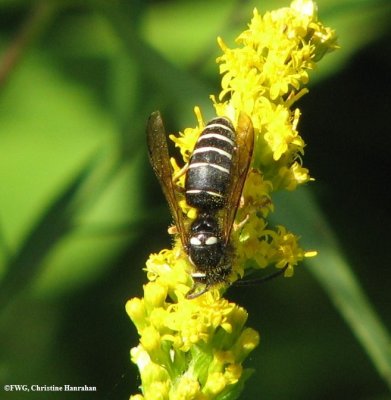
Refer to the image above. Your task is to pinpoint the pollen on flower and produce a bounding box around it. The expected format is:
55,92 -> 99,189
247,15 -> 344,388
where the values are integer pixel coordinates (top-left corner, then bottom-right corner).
144,249 -> 191,299
144,381 -> 170,400
268,226 -> 308,275
130,345 -> 151,371
305,250 -> 318,258
174,374 -> 201,399
291,0 -> 317,16
241,169 -> 273,215
169,127 -> 200,163
169,105 -> 205,164
130,395 -> 144,400
204,372 -> 226,396
143,281 -> 168,307
224,363 -> 243,384
277,162 -> 311,191
126,297 -> 146,331
234,328 -> 260,361
140,326 -> 161,353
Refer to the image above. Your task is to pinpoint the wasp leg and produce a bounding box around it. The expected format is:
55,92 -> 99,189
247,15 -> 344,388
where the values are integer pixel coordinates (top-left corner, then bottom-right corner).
168,225 -> 179,235
233,214 -> 250,231
172,162 -> 189,183
186,283 -> 208,299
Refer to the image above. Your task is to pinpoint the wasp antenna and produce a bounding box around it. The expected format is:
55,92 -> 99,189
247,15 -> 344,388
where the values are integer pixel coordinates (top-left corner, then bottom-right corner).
234,264 -> 289,287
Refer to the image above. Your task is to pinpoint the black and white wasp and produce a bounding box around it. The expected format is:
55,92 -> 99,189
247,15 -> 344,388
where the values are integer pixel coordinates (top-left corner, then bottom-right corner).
147,111 -> 254,298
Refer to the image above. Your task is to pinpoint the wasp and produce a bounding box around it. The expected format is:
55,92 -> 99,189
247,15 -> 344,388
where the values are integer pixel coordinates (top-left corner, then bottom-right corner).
147,111 -> 254,298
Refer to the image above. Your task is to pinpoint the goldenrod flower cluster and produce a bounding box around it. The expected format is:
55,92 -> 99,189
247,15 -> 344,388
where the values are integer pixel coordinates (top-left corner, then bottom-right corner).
127,279 -> 259,400
127,1 -> 337,399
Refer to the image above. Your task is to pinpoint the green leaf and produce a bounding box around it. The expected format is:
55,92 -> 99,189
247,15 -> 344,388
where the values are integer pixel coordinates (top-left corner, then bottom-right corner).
272,187 -> 391,391
0,153 -> 102,308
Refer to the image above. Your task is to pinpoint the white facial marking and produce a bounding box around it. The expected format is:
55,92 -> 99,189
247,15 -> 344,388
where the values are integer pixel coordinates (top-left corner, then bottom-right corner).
190,237 -> 202,246
205,236 -> 218,245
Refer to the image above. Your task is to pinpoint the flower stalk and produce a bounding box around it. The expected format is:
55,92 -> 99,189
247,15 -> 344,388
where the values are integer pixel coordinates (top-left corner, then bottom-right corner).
127,1 -> 337,398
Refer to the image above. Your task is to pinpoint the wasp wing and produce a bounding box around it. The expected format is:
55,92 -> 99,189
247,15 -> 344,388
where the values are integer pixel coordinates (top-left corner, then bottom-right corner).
146,111 -> 187,248
223,112 -> 254,242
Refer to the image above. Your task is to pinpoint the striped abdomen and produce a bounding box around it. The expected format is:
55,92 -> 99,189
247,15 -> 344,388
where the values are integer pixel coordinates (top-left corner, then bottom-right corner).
185,117 -> 235,210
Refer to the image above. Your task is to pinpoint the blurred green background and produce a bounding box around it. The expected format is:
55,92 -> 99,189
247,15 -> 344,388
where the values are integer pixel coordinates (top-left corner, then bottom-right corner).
0,0 -> 390,399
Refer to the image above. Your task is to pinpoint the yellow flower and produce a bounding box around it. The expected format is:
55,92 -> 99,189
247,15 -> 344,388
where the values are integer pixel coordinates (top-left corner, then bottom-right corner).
128,1 -> 336,398
127,284 -> 255,399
